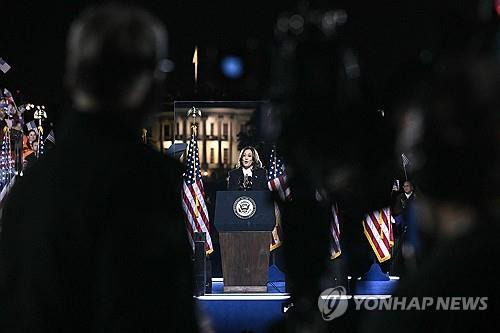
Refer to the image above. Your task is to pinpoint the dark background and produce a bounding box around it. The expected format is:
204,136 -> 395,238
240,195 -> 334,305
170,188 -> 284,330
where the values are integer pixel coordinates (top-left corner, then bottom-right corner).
2,0 -> 498,280
1,0 -> 469,124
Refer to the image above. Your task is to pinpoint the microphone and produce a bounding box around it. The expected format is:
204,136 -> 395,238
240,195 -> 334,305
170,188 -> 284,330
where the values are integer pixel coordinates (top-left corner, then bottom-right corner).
238,176 -> 244,190
240,175 -> 252,190
245,175 -> 253,190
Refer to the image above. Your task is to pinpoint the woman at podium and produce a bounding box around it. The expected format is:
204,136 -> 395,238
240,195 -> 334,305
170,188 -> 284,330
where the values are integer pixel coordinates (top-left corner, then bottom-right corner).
227,146 -> 267,191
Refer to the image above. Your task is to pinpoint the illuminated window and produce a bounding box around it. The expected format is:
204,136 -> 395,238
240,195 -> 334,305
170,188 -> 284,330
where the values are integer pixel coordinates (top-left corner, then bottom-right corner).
223,148 -> 229,164
210,148 -> 215,164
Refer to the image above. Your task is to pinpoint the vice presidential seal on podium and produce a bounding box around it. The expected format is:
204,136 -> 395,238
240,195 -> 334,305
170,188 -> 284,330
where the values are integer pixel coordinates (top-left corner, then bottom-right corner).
233,196 -> 257,219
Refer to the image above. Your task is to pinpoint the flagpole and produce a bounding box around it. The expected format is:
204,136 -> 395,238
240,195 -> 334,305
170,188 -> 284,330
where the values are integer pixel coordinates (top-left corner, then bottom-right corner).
401,153 -> 409,181
33,105 -> 47,159
192,46 -> 198,96
188,107 -> 199,178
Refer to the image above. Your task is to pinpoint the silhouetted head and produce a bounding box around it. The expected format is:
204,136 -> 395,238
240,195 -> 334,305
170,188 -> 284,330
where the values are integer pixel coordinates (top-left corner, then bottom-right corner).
65,4 -> 169,115
403,181 -> 413,194
269,6 -> 395,218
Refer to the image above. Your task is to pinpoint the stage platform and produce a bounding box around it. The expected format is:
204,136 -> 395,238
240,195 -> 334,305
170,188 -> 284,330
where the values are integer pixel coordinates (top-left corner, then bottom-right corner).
195,276 -> 399,333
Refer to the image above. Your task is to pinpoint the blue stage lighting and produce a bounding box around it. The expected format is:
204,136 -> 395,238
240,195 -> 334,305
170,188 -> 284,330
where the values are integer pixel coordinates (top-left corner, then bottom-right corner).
221,56 -> 243,79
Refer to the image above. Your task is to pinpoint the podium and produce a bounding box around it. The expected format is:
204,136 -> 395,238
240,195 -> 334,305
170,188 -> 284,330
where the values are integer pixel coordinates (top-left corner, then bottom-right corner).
215,191 -> 275,293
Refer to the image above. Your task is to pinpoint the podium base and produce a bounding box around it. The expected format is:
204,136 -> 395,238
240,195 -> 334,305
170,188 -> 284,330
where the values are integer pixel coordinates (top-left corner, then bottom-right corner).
220,231 -> 271,293
224,286 -> 267,293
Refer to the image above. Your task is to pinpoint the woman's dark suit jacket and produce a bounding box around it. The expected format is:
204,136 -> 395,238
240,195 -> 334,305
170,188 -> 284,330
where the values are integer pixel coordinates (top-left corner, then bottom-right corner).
227,167 -> 268,190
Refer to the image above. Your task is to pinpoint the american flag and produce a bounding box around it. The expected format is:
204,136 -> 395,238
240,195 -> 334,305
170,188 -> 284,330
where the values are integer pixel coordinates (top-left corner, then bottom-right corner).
330,203 -> 341,259
267,147 -> 291,251
362,207 -> 395,263
25,120 -> 39,135
2,88 -> 17,116
267,147 -> 291,201
0,130 -> 15,211
3,89 -> 14,105
315,190 -> 342,260
0,90 -> 11,117
0,58 -> 11,74
45,129 -> 55,144
181,126 -> 213,254
401,153 -> 410,167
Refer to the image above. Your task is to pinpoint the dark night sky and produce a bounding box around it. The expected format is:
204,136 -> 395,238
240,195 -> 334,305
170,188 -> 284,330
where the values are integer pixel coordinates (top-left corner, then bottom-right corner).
2,1 -> 295,121
1,1 -> 490,124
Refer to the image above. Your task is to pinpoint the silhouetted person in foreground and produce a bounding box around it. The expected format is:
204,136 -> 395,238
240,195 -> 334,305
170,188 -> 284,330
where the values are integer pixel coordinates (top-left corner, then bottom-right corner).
267,6 -> 394,333
362,55 -> 500,332
0,4 -> 198,332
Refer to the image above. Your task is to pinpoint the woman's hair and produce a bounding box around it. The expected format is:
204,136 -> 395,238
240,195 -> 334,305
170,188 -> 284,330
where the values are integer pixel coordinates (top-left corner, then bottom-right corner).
236,146 -> 262,169
28,129 -> 38,140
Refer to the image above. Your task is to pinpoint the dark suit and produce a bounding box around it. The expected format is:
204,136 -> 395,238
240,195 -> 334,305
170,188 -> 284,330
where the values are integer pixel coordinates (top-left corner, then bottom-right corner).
227,167 -> 268,191
391,191 -> 416,276
0,111 -> 198,332
392,191 -> 415,217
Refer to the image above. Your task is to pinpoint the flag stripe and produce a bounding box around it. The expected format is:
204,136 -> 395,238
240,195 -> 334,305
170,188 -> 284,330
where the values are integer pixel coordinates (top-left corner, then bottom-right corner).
367,212 -> 391,250
363,220 -> 391,262
181,190 -> 213,253
182,215 -> 195,250
363,207 -> 393,263
186,183 -> 210,226
364,218 -> 390,260
369,211 -> 391,248
181,192 -> 203,235
181,196 -> 212,253
330,204 -> 341,259
193,180 -> 210,219
182,184 -> 211,236
380,209 -> 393,245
